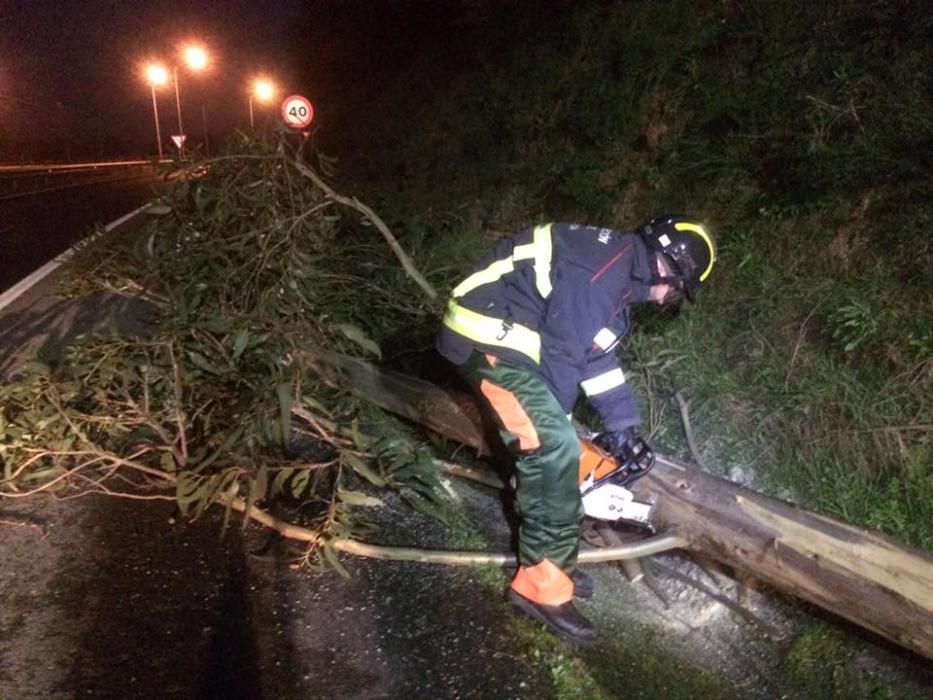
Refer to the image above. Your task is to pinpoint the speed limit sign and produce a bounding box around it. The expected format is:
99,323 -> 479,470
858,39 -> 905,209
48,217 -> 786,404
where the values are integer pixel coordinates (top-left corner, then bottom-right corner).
280,94 -> 314,129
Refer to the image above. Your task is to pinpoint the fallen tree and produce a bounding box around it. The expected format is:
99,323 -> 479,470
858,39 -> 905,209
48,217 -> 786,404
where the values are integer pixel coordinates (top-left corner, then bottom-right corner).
308,350 -> 933,661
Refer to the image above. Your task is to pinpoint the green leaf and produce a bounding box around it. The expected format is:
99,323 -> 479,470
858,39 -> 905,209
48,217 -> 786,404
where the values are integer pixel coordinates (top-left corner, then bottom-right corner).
350,419 -> 367,450
300,394 -> 332,416
222,489 -> 235,532
232,330 -> 250,360
389,461 -> 438,482
337,488 -> 384,508
176,473 -> 206,516
21,466 -> 66,484
401,489 -> 451,526
146,203 -> 172,216
192,427 -> 243,473
186,351 -> 224,375
199,317 -> 232,334
321,543 -> 351,578
160,451 -> 177,474
291,469 -> 311,498
276,382 -> 293,446
336,323 -> 382,359
271,467 -> 293,496
251,463 -> 269,502
342,451 -> 386,487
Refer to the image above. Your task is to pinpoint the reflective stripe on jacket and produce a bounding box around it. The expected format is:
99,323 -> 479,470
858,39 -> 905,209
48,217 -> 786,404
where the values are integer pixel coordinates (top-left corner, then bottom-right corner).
437,223 -> 654,432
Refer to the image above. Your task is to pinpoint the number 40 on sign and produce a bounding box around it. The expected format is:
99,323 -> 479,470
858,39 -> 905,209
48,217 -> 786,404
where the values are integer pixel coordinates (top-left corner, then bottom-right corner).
280,95 -> 314,129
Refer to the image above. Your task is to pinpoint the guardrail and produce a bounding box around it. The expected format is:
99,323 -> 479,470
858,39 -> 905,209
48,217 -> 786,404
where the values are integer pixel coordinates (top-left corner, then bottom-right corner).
0,161 -> 168,201
0,159 -> 171,175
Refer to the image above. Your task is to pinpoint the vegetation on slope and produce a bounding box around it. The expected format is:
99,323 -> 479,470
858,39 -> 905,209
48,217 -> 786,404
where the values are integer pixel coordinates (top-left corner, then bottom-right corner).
317,0 -> 933,548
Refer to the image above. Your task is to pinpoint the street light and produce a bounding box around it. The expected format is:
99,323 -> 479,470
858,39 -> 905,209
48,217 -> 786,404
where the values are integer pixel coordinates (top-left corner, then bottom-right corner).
144,63 -> 169,159
172,43 -> 209,156
183,46 -> 208,72
249,78 -> 276,129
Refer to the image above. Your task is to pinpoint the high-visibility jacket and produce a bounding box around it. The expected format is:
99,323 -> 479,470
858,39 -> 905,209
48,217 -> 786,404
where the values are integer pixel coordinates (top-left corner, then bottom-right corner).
437,223 -> 654,432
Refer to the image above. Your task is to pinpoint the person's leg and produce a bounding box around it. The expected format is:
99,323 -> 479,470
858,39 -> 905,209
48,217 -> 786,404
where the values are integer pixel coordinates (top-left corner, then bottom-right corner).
458,352 -> 593,643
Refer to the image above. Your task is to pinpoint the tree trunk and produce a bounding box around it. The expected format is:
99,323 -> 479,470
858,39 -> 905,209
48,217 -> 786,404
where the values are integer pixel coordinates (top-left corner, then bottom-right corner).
639,456 -> 933,660
307,351 -> 933,660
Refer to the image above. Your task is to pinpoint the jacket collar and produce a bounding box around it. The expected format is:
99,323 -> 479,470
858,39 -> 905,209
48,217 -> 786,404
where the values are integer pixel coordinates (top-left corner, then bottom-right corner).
628,235 -> 653,303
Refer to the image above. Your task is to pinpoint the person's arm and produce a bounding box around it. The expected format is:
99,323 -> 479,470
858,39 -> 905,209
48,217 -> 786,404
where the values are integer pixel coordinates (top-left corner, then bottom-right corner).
580,350 -> 641,432
537,268 -> 590,413
584,345 -> 655,483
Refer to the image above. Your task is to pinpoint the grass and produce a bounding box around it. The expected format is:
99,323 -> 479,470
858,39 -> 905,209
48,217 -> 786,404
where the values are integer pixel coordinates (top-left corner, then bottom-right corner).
782,620 -> 933,700
508,619 -> 610,700
502,595 -> 736,700
614,203 -> 932,550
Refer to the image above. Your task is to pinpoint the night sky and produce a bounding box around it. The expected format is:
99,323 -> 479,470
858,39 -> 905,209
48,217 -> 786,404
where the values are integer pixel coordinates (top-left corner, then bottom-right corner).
1,0 -> 313,156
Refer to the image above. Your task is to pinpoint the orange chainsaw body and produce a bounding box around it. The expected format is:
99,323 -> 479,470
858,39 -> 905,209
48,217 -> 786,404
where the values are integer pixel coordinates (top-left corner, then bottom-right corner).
578,438 -> 619,486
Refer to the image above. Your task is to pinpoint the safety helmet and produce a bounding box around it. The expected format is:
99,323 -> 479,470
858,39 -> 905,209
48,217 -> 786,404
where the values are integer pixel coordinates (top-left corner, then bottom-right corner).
637,215 -> 716,301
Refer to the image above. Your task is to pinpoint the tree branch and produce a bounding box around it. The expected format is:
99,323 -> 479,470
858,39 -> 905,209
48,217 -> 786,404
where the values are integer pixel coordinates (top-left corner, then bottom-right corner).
291,159 -> 438,303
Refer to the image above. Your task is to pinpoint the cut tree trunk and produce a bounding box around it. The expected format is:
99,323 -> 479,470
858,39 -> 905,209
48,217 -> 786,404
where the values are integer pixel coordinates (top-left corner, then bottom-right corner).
307,351 -> 933,660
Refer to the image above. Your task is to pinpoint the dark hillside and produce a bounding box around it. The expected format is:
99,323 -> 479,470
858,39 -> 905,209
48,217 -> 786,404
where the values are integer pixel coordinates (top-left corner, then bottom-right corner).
301,0 -> 932,548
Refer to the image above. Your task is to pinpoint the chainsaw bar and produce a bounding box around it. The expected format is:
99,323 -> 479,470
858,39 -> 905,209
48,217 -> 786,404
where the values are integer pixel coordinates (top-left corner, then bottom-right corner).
581,516 -> 656,548
581,482 -> 655,525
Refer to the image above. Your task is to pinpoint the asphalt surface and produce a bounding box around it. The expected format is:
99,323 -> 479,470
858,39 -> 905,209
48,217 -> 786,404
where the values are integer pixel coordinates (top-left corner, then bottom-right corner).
4,456 -> 931,700
0,489 -> 553,700
0,167 -> 163,292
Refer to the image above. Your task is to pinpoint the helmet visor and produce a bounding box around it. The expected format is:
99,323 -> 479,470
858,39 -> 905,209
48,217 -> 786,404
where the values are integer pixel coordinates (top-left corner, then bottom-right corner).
667,252 -> 701,300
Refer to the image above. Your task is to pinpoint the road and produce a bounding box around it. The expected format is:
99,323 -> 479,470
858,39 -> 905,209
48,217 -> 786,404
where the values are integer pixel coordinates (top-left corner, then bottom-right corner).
0,162 -> 165,293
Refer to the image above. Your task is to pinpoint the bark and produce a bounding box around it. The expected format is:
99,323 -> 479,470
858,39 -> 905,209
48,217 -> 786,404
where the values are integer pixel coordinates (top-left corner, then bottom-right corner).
638,456 -> 933,660
309,350 -> 933,660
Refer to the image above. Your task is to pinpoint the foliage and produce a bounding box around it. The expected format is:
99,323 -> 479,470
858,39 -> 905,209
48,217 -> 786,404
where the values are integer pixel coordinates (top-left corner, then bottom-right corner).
507,611 -> 731,700
782,620 -> 931,699
828,301 -> 879,353
0,134 -> 446,568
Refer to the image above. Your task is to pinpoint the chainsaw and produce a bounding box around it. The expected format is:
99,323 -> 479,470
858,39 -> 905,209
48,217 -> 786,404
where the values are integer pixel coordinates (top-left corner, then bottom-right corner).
577,436 -> 655,526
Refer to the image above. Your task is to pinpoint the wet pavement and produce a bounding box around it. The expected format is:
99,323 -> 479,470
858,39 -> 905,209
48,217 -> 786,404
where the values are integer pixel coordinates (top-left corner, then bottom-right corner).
0,208 -> 548,699
4,473 -> 932,700
0,487 -> 554,700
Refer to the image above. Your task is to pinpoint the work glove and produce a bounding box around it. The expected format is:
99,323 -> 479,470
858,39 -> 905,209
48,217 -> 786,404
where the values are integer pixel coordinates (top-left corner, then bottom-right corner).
593,428 -> 656,484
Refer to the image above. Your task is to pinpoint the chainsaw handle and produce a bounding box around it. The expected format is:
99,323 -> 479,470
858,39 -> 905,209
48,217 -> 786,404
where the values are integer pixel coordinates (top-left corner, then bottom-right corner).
620,434 -> 655,474
594,430 -> 653,465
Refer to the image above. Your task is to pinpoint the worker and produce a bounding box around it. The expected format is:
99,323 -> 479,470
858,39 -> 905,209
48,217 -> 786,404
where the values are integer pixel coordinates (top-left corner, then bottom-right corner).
435,215 -> 716,644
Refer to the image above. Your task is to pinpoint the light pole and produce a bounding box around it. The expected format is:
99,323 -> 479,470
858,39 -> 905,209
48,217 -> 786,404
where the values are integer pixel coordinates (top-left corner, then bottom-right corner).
145,64 -> 169,160
249,78 -> 276,129
201,103 -> 210,155
171,44 -> 208,156
172,64 -> 183,145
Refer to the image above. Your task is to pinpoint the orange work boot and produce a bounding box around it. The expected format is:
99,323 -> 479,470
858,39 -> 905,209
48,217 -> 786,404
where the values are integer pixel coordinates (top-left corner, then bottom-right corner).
508,560 -> 596,645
